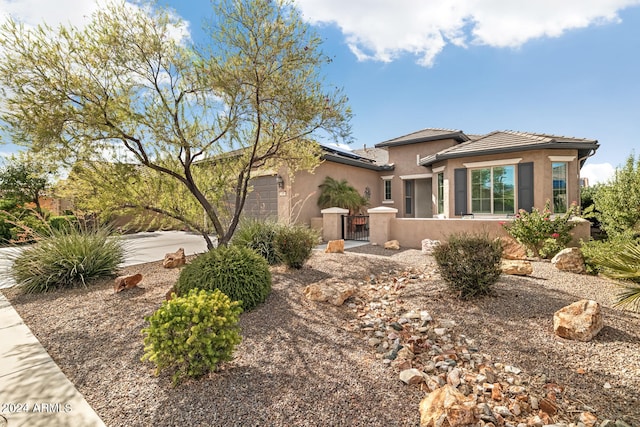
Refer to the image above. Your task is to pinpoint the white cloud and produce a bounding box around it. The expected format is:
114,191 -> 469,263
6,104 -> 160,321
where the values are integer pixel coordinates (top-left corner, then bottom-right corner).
0,0 -> 101,27
0,0 -> 190,43
581,162 -> 616,185
295,0 -> 640,66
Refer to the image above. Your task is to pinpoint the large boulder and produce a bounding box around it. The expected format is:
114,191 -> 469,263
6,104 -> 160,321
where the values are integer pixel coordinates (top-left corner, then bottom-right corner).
500,259 -> 533,276
163,247 -> 186,268
325,239 -> 345,254
551,247 -> 586,274
419,385 -> 478,427
303,278 -> 357,306
553,299 -> 603,341
385,240 -> 400,250
498,236 -> 528,260
113,273 -> 143,293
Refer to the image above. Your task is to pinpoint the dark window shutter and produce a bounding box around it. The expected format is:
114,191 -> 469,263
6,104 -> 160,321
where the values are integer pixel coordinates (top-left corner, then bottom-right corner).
518,162 -> 534,212
454,168 -> 467,216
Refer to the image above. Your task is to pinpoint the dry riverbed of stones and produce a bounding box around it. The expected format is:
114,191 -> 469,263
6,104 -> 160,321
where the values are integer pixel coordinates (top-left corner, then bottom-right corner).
332,266 -> 634,427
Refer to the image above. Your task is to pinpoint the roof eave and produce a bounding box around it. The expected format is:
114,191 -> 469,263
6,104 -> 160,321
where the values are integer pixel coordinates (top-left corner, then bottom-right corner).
419,142 -> 600,167
375,132 -> 469,148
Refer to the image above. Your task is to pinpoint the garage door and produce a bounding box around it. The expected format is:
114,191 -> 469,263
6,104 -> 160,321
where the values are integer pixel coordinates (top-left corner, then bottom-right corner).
243,175 -> 278,220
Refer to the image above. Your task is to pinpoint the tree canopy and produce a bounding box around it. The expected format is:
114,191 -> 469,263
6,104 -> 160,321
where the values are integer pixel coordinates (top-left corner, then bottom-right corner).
0,0 -> 351,247
0,155 -> 49,212
592,154 -> 640,239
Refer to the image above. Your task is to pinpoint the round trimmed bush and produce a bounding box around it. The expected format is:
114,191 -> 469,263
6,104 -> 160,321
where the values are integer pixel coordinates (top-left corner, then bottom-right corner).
175,245 -> 271,311
433,233 -> 503,299
141,289 -> 242,385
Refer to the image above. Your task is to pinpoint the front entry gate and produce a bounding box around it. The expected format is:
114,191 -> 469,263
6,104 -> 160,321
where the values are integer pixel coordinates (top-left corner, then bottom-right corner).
342,215 -> 369,241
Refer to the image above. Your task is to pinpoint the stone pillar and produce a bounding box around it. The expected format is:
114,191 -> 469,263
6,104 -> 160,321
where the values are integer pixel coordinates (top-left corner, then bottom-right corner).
368,206 -> 398,246
320,207 -> 349,242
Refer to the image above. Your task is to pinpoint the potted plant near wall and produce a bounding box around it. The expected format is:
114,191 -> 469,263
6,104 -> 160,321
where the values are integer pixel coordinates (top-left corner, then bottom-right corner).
317,176 -> 369,232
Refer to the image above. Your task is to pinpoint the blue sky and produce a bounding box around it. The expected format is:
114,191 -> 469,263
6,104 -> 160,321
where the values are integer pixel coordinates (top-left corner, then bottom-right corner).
1,0 -> 640,184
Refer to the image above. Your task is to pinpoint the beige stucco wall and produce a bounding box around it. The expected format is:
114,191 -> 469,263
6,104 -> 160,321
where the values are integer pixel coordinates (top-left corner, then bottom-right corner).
379,216 -> 590,249
282,160 -> 382,226
433,148 -> 582,218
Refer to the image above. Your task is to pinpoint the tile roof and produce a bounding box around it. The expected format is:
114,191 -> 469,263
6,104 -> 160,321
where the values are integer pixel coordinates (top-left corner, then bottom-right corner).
419,130 -> 599,166
352,147 -> 389,165
320,144 -> 393,171
375,128 -> 469,148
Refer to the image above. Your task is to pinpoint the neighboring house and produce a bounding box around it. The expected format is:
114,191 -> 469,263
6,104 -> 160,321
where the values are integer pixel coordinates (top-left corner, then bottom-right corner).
249,128 -> 599,227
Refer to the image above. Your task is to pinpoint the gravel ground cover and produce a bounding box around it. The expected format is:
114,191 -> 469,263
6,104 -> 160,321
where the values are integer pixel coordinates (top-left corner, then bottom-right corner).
2,247 -> 639,426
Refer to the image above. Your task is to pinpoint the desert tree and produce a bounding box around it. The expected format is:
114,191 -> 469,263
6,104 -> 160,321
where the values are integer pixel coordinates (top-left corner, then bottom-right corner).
0,0 -> 351,247
0,154 -> 50,213
592,154 -> 640,240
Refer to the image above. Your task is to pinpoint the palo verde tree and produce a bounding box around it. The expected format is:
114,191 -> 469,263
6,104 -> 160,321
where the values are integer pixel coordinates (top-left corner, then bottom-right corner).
0,0 -> 351,248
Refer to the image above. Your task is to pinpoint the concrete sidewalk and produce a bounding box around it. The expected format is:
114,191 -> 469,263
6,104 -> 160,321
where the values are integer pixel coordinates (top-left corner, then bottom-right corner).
0,293 -> 106,427
0,231 -> 210,426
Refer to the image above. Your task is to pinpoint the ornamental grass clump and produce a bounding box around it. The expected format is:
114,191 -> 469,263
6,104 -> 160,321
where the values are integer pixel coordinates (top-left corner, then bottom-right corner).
232,218 -> 281,265
10,225 -> 124,293
433,233 -> 503,299
585,239 -> 640,312
503,200 -> 578,258
175,245 -> 271,311
141,289 -> 242,385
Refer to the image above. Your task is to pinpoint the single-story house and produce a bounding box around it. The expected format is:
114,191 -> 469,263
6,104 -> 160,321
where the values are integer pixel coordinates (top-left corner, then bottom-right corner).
245,128 -> 599,229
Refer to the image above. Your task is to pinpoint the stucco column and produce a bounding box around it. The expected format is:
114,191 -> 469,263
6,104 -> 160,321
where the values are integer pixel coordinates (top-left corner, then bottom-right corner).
320,207 -> 349,242
368,206 -> 398,246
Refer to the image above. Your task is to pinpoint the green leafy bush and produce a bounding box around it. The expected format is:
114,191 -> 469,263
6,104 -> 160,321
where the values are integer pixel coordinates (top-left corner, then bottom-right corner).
433,233 -> 503,299
503,200 -> 578,258
10,225 -> 124,293
275,225 -> 318,269
591,155 -> 640,239
175,245 -> 271,311
232,219 -> 281,265
141,289 -> 242,384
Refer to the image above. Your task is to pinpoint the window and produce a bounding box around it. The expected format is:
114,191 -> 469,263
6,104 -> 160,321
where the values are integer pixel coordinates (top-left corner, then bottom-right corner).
552,162 -> 567,213
470,166 -> 515,214
437,172 -> 444,214
404,180 -> 413,215
383,179 -> 392,201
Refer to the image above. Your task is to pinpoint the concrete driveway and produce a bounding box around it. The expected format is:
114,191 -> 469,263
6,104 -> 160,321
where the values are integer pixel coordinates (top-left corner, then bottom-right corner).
0,231 -> 213,289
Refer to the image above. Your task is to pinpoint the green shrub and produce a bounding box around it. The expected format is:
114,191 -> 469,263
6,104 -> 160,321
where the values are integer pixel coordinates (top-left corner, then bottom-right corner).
0,213 -> 11,244
591,155 -> 640,239
175,245 -> 271,311
141,289 -> 242,385
275,225 -> 318,269
232,219 -> 281,265
10,225 -> 124,293
433,233 -> 503,299
503,200 -> 578,258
